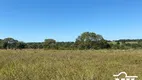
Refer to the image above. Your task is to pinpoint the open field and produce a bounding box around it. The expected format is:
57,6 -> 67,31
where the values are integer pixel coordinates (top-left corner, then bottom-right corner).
0,50 -> 141,80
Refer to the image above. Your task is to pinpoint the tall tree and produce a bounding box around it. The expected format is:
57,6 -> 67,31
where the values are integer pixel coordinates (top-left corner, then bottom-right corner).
44,39 -> 56,49
3,38 -> 18,49
75,32 -> 110,49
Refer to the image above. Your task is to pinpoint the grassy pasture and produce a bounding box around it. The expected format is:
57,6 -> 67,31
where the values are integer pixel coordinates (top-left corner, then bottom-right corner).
0,50 -> 141,80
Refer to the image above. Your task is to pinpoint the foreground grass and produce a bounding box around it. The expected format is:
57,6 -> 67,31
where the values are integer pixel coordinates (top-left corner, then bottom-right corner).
0,50 -> 141,80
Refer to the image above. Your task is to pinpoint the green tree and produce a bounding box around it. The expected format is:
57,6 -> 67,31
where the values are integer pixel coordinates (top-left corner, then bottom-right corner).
3,38 -> 18,49
44,39 -> 56,49
0,39 -> 3,49
16,42 -> 26,50
75,32 -> 109,49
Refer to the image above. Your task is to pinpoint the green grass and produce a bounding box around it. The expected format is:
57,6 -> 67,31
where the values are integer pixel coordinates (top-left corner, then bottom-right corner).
0,50 -> 141,80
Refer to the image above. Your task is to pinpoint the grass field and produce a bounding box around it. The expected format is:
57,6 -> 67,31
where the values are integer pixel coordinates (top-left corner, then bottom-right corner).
0,50 -> 141,80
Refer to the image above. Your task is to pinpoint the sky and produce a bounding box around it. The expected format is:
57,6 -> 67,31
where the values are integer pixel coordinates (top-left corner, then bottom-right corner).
0,0 -> 142,42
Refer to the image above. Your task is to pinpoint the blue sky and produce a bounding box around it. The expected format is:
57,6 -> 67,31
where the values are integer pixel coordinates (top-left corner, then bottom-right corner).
0,0 -> 142,42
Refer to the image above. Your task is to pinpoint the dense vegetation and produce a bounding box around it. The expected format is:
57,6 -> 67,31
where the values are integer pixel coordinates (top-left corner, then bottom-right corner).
0,50 -> 141,80
0,32 -> 142,50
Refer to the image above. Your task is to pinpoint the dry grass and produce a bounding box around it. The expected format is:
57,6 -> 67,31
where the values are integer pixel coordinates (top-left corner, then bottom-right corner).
0,49 -> 141,80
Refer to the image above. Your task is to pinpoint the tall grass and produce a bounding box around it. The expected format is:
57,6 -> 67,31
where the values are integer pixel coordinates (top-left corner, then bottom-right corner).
0,50 -> 141,80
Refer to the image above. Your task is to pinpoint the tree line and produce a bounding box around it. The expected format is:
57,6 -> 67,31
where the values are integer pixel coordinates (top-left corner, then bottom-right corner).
0,32 -> 142,50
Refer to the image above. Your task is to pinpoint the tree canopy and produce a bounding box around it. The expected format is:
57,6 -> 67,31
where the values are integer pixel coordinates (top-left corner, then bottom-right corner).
75,32 -> 110,49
